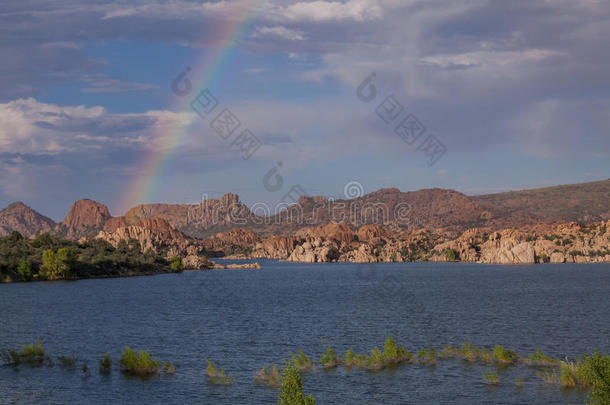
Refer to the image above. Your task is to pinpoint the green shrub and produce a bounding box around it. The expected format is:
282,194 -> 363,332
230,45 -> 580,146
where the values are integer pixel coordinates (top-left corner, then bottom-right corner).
278,361 -> 315,405
17,259 -> 32,281
459,342 -> 478,363
483,370 -> 500,385
254,364 -> 280,386
416,346 -> 437,366
39,250 -> 60,280
446,249 -> 457,261
1,338 -> 45,365
291,350 -> 313,372
525,349 -> 557,366
493,345 -> 517,365
170,256 -> 183,272
119,346 -> 161,377
438,345 -> 459,359
206,360 -> 233,385
366,347 -> 385,370
58,356 -> 77,369
581,351 -> 610,405
343,349 -> 367,368
163,362 -> 175,375
100,352 -> 112,373
320,347 -> 338,368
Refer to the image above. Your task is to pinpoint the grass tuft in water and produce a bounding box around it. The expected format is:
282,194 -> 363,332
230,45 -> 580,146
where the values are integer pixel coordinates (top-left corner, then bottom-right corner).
483,370 -> 500,385
291,349 -> 313,372
119,346 -> 161,377
1,338 -> 45,366
57,356 -> 77,369
254,364 -> 281,386
492,345 -> 517,365
99,353 -> 112,374
416,346 -> 437,366
320,347 -> 338,368
163,362 -> 175,375
206,360 -> 233,385
524,349 -> 558,367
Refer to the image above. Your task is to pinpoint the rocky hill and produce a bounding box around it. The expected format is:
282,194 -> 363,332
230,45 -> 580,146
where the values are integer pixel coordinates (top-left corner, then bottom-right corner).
0,202 -> 55,237
55,199 -> 112,239
472,179 -> 610,227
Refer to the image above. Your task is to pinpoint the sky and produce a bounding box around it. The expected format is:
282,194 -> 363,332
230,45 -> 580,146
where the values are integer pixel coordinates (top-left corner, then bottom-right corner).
1,0 -> 609,220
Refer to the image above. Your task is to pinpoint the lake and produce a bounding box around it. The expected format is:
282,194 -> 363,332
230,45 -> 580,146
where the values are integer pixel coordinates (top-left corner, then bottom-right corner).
1,261 -> 609,404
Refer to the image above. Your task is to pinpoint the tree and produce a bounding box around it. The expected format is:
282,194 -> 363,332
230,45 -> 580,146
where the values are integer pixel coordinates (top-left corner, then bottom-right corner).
39,249 -> 60,280
278,361 -> 315,405
446,249 -> 457,261
170,256 -> 183,273
17,259 -> 32,281
57,248 -> 76,278
9,231 -> 23,243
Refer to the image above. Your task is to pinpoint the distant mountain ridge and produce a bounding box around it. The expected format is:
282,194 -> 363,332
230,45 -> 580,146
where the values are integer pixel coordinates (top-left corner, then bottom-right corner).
0,202 -> 56,237
1,179 -> 609,240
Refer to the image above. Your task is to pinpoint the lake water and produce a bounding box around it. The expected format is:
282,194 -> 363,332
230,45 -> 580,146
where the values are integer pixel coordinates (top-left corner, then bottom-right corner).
1,261 -> 609,404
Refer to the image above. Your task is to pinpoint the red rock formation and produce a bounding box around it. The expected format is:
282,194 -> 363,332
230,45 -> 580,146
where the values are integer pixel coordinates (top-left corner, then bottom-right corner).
0,202 -> 55,237
58,199 -> 111,239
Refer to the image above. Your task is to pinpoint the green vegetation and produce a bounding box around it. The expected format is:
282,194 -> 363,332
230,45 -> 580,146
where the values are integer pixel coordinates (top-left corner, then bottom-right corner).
445,249 -> 457,261
492,345 -> 517,365
0,338 -> 45,366
170,256 -> 183,272
291,350 -> 313,372
416,347 -> 437,366
320,347 -> 338,368
163,362 -> 176,375
17,259 -> 32,281
459,342 -> 479,363
342,337 -> 413,371
278,361 -> 316,405
119,346 -> 161,377
206,360 -> 233,385
524,349 -> 557,366
99,352 -> 112,373
254,364 -> 280,386
581,351 -> 610,405
58,355 -> 77,369
483,370 -> 500,385
0,232 -> 176,282
343,349 -> 368,369
438,345 -> 459,359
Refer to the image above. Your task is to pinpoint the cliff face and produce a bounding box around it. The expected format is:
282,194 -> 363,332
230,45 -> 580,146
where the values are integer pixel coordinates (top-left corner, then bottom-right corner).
124,193 -> 257,238
57,199 -> 112,239
95,218 -> 209,269
223,220 -> 610,265
0,202 -> 56,237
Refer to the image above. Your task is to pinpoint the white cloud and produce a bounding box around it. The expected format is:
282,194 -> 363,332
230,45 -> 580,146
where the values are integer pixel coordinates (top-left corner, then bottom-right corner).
0,98 -> 194,155
268,0 -> 383,22
253,26 -> 306,41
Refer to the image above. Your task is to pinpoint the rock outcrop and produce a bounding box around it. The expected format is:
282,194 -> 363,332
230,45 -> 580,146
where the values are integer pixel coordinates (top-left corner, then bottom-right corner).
0,202 -> 56,237
58,199 -> 112,239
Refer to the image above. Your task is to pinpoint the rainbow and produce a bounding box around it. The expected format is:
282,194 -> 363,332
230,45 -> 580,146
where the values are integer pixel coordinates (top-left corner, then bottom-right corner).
118,0 -> 267,214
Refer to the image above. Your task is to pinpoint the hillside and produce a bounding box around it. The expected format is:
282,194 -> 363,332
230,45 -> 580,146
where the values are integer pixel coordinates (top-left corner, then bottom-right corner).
472,179 -> 610,228
0,202 -> 56,237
